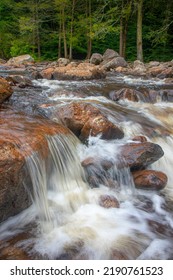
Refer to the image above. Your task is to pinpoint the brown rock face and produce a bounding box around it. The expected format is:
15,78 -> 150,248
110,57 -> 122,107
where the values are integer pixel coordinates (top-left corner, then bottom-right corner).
132,170 -> 167,190
0,109 -> 72,223
0,77 -> 13,104
54,102 -> 124,141
119,142 -> 164,170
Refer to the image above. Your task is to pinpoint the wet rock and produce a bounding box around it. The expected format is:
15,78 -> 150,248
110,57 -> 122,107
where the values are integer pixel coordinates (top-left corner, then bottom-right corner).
54,102 -> 124,141
6,75 -> 33,87
109,88 -> 142,102
90,53 -> 103,65
0,110 -> 72,223
157,67 -> 173,79
147,65 -> 164,77
0,77 -> 13,104
99,194 -> 119,208
7,54 -> 34,66
160,89 -> 173,102
132,170 -> 167,190
119,142 -> 164,170
131,135 -> 148,143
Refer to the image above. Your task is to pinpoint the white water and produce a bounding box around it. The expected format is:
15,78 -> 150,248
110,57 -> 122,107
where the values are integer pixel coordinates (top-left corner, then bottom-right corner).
1,77 -> 173,260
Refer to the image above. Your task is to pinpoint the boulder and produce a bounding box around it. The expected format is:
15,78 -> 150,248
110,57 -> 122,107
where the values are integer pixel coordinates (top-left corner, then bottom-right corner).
133,60 -> 146,74
119,142 -> 164,170
102,49 -> 120,61
109,88 -> 142,102
40,67 -> 54,79
52,63 -> 105,80
89,53 -> 103,65
102,57 -> 127,71
6,75 -> 32,87
7,54 -> 34,66
132,169 -> 167,190
53,102 -> 124,141
0,109 -> 72,223
0,77 -> 13,104
57,57 -> 70,67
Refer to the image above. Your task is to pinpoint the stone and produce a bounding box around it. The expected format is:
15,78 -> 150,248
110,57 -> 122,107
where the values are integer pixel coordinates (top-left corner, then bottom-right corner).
119,142 -> 164,170
102,49 -> 120,61
7,54 -> 34,66
132,169 -> 168,190
89,53 -> 103,65
40,67 -> 54,79
102,57 -> 127,71
99,194 -> 119,208
0,77 -> 13,104
57,57 -> 70,67
0,109 -> 72,223
53,102 -> 124,141
109,88 -> 142,102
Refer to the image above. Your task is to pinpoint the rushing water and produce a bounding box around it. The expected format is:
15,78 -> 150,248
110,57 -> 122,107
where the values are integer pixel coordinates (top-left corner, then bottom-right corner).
0,74 -> 173,259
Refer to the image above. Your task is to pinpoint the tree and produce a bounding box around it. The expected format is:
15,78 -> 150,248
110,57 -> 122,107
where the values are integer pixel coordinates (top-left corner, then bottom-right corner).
136,0 -> 143,61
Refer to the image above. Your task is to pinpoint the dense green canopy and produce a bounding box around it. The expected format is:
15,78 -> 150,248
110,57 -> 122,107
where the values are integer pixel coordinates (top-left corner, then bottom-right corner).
0,0 -> 172,61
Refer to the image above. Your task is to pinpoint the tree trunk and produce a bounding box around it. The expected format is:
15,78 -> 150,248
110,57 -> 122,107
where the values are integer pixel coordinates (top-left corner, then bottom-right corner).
58,10 -> 62,59
69,0 -> 75,60
86,0 -> 92,59
62,6 -> 68,58
137,0 -> 143,61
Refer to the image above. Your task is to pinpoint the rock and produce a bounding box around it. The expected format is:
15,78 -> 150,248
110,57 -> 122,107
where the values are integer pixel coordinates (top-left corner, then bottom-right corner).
102,49 -> 120,61
52,63 -> 105,80
6,75 -> 32,87
119,142 -> 164,170
7,54 -> 34,66
0,109 -> 72,223
157,67 -> 173,79
147,65 -> 164,77
160,89 -> 173,102
109,88 -> 142,102
0,77 -> 13,104
131,135 -> 148,143
133,60 -> 146,74
0,58 -> 6,64
99,194 -> 119,208
132,169 -> 167,190
90,53 -> 103,65
102,57 -> 127,71
148,61 -> 160,68
40,67 -> 54,79
57,57 -> 70,67
53,102 -> 124,141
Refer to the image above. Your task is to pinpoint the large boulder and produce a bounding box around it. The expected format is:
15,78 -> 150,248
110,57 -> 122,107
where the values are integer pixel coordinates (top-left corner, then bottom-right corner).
52,102 -> 124,141
119,142 -> 164,170
0,77 -> 13,104
0,110 -> 72,223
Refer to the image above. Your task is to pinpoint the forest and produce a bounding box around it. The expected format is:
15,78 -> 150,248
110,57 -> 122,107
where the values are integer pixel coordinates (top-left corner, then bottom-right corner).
0,0 -> 173,62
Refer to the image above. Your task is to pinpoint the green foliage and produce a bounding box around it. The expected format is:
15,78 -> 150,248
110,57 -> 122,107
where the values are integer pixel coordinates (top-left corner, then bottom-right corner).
0,0 -> 172,61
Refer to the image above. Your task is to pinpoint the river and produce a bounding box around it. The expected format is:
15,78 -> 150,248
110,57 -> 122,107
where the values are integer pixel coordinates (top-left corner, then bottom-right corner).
0,72 -> 173,259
